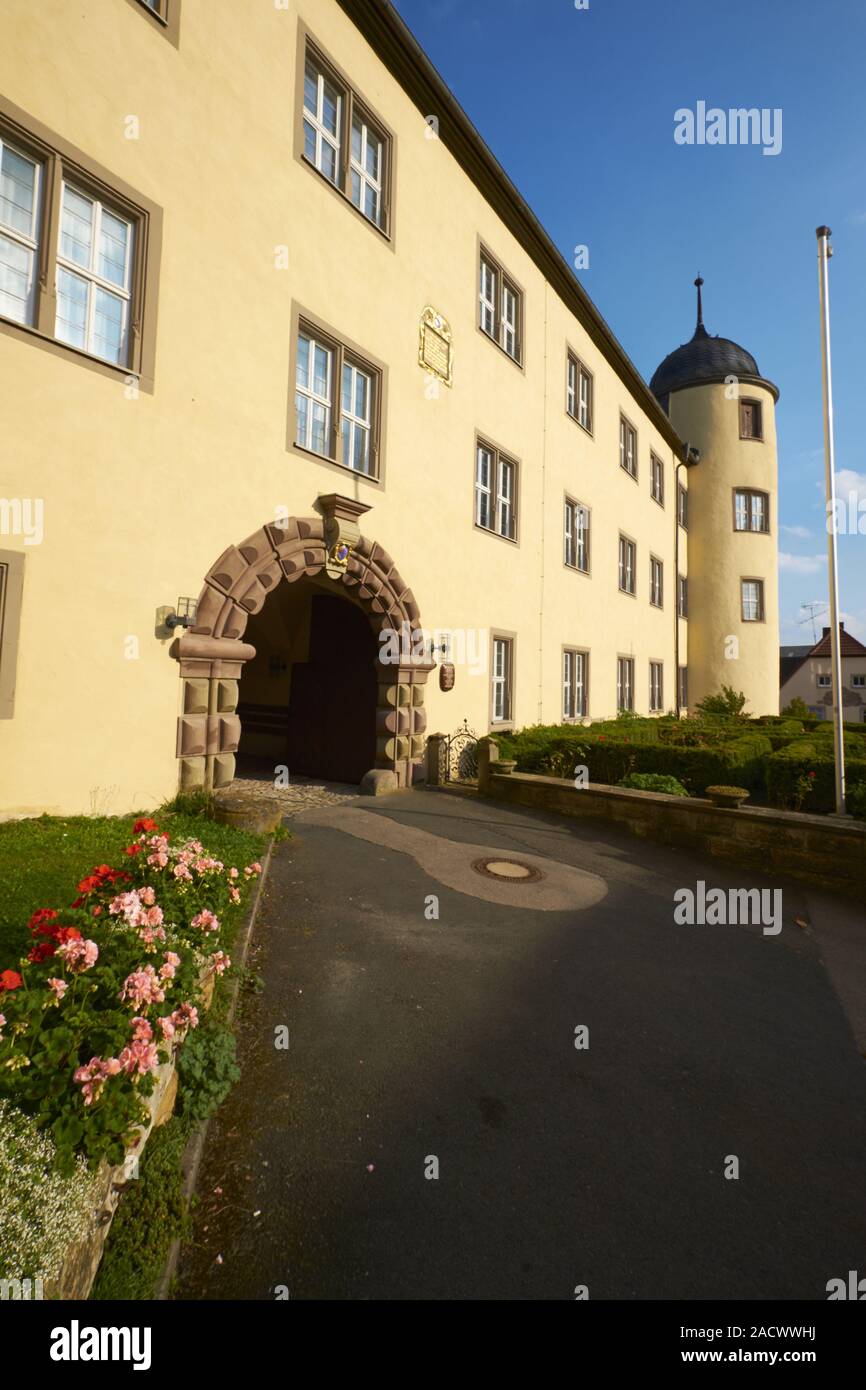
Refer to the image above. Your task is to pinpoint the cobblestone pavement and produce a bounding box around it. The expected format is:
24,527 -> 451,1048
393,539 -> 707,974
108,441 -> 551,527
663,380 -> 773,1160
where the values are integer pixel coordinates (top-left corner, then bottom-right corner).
229,773 -> 360,818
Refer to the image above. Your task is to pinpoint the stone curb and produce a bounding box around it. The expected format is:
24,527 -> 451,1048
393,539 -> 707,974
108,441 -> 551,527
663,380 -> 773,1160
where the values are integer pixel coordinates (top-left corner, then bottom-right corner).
154,833 -> 277,1300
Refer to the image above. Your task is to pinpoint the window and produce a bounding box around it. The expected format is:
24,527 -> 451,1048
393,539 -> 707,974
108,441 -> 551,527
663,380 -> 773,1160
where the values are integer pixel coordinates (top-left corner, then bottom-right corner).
56,184 -> 134,366
649,555 -> 663,608
617,656 -> 635,712
478,248 -> 522,363
566,352 -> 593,432
619,416 -> 637,478
0,551 -> 25,719
741,579 -> 765,622
677,482 -> 689,530
618,535 -> 636,595
649,661 -> 664,713
476,440 -> 517,540
294,319 -> 380,476
816,674 -> 831,688
0,105 -> 159,384
853,674 -> 865,689
678,575 -> 688,619
563,649 -> 588,720
0,136 -> 41,326
564,498 -> 590,573
678,666 -> 688,711
650,453 -> 665,505
734,489 -> 769,532
491,636 -> 514,724
739,398 -> 763,440
301,44 -> 391,233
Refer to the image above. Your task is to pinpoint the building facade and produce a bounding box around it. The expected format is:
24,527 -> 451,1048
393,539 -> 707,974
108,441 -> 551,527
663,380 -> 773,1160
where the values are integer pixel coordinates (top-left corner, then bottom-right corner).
0,0 -> 779,818
780,625 -> 866,721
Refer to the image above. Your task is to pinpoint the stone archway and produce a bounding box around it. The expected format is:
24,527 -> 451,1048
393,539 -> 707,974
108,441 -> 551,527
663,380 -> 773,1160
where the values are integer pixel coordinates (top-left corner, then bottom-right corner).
169,496 -> 433,793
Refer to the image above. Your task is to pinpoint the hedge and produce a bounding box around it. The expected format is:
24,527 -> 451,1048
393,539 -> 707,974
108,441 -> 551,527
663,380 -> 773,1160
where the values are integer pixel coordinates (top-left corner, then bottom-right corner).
765,739 -> 866,812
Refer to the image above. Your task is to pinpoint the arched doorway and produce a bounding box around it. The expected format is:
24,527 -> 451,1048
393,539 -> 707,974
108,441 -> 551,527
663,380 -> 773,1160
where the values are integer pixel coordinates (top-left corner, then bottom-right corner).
237,579 -> 378,785
169,497 -> 432,792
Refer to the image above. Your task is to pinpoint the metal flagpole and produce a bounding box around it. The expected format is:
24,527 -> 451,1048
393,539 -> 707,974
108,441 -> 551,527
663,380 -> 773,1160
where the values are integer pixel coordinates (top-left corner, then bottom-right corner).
815,225 -> 846,815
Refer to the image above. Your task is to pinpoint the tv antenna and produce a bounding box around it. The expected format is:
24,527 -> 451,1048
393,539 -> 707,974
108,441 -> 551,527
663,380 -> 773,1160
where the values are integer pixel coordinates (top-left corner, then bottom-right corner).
798,602 -> 828,643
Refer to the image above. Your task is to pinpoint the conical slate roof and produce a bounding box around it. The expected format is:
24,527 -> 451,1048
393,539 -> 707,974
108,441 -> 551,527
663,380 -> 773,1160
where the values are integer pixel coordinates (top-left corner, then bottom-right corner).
650,278 -> 778,407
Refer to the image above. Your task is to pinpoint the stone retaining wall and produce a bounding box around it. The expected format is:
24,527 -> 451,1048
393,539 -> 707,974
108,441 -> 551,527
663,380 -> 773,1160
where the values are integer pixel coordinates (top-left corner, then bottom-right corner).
476,743 -> 866,903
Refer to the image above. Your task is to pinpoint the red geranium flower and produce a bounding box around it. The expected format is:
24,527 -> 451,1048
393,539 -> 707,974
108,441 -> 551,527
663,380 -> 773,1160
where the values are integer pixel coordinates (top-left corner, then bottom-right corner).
808,771 -> 816,780
0,970 -> 23,992
28,942 -> 56,963
125,843 -> 144,857
133,818 -> 160,834
28,908 -> 58,935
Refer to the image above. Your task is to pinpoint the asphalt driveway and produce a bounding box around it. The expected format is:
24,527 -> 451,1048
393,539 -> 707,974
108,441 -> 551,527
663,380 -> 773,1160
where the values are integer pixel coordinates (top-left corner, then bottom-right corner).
175,789 -> 866,1301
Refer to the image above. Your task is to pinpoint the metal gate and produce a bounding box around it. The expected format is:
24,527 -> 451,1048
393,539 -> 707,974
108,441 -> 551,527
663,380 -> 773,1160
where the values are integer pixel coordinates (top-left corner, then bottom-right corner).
439,719 -> 479,783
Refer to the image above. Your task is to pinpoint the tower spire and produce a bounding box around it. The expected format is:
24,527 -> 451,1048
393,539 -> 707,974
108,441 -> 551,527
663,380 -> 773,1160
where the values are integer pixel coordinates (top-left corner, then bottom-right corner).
694,275 -> 706,337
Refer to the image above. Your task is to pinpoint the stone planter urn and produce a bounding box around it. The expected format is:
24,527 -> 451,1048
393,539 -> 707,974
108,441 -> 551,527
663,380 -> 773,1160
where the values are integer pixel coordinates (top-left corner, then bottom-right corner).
705,785 -> 750,810
497,760 -> 518,776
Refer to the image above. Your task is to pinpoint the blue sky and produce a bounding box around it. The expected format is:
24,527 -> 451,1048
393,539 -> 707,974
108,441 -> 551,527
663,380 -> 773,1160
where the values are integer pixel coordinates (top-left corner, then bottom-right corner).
392,0 -> 866,647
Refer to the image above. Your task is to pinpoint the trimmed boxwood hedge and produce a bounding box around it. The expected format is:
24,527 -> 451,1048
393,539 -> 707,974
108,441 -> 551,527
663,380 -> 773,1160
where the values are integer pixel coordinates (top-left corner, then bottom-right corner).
495,717 -> 863,810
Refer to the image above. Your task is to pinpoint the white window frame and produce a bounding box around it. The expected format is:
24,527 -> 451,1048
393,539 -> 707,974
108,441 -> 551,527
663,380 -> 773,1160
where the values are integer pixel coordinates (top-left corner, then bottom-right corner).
617,656 -> 635,712
492,636 -> 513,724
563,648 -> 588,721
478,247 -> 522,363
619,416 -> 637,479
341,357 -> 374,475
678,574 -> 688,619
649,661 -> 664,713
741,579 -> 764,623
816,674 -> 831,688
618,535 -> 636,595
650,452 -> 665,506
650,555 -> 663,608
303,56 -> 343,187
349,109 -> 385,229
564,498 -> 589,573
0,135 -> 42,327
475,439 -> 517,541
852,674 -> 865,689
678,482 -> 689,530
55,181 -> 134,365
734,488 -> 769,533
295,329 -> 334,458
566,352 -> 593,432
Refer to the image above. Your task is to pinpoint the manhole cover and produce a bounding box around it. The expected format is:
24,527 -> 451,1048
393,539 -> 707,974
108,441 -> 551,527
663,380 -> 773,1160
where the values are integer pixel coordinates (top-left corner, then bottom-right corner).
472,857 -> 544,883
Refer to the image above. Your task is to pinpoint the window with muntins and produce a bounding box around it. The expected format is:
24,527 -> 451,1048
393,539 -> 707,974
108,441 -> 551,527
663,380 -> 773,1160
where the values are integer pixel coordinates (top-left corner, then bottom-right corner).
618,535 -> 636,595
566,352 -> 593,432
741,579 -> 764,622
734,489 -> 769,532
476,441 -> 517,540
651,453 -> 665,505
650,555 -> 663,608
649,661 -> 664,713
619,416 -> 637,478
302,46 -> 391,233
478,248 -> 522,363
295,321 -> 379,476
564,498 -> 589,573
492,637 -> 513,723
617,656 -> 635,712
563,648 -> 588,720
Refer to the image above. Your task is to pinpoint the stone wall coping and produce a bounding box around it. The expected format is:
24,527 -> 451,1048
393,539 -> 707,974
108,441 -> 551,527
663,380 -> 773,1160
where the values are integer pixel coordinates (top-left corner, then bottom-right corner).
490,772 -> 866,840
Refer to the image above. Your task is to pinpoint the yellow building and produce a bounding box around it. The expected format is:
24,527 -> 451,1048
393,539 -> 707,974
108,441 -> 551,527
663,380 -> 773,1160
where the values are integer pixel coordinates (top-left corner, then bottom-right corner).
0,0 -> 779,817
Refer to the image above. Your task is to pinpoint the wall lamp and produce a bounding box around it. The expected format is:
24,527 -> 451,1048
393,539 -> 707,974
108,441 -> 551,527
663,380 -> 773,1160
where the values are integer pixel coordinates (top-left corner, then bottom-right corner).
165,597 -> 198,631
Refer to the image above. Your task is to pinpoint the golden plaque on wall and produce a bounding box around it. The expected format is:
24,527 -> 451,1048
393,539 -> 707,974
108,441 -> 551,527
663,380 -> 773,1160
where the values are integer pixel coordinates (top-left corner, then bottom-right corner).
419,306 -> 453,387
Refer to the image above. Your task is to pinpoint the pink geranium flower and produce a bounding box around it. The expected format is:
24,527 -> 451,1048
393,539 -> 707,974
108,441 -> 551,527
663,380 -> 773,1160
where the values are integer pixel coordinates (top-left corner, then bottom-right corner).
120,965 -> 165,1009
210,951 -> 231,976
73,1056 -> 122,1106
118,1039 -> 160,1077
47,977 -> 68,1003
57,937 -> 99,973
191,910 -> 220,934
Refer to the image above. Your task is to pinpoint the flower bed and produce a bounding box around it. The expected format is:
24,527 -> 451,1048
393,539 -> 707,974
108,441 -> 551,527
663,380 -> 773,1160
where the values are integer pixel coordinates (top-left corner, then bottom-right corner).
0,815 -> 263,1287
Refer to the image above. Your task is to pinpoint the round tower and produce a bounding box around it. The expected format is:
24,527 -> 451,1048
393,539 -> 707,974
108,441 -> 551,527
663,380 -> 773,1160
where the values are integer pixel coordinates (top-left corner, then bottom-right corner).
650,279 -> 780,716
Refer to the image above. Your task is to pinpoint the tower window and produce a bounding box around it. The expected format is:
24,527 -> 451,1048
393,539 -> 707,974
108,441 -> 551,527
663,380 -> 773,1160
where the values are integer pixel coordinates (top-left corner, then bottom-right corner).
734,489 -> 769,532
677,482 -> 689,530
740,579 -> 765,622
678,575 -> 688,619
739,398 -> 763,440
